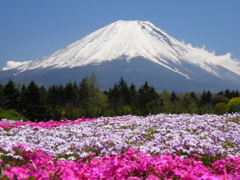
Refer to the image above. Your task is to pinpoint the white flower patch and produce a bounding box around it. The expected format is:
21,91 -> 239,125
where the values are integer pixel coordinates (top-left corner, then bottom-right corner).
0,113 -> 240,159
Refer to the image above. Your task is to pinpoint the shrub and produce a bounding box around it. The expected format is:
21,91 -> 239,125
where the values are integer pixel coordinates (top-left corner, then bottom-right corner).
227,97 -> 240,113
0,108 -> 26,121
214,103 -> 228,115
211,95 -> 229,106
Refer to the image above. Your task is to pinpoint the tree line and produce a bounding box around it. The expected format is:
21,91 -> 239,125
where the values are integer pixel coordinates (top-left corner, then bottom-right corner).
0,72 -> 239,121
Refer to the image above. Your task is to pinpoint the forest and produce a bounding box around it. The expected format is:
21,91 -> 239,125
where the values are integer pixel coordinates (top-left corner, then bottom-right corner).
0,72 -> 239,121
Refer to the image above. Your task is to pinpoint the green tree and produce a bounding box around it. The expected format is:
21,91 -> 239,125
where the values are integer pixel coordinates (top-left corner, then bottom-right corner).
78,77 -> 91,109
64,82 -> 77,108
217,91 -> 224,96
170,91 -> 179,103
88,72 -> 102,115
20,81 -> 47,121
117,77 -> 131,107
138,81 -> 160,115
223,89 -> 237,99
215,103 -> 228,115
39,86 -> 47,101
211,94 -> 229,107
235,89 -> 239,97
224,89 -> 230,99
200,90 -> 212,107
65,106 -> 78,120
227,97 -> 240,113
46,85 -> 62,120
2,79 -> 20,110
129,83 -> 139,113
47,85 -> 59,108
146,89 -> 163,114
108,83 -> 121,113
107,77 -> 131,115
182,92 -> 190,110
77,73 -> 106,118
225,89 -> 240,98
18,84 -> 27,113
72,81 -> 78,107
58,84 -> 65,107
159,90 -> 170,111
189,92 -> 198,103
89,72 -> 99,90
0,83 -> 3,108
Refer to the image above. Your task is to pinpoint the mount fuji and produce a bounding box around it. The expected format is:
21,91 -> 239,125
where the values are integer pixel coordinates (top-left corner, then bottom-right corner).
1,20 -> 240,92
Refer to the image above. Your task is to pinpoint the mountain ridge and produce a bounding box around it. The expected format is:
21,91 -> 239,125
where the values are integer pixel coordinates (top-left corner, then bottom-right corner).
1,20 -> 240,93
14,20 -> 191,74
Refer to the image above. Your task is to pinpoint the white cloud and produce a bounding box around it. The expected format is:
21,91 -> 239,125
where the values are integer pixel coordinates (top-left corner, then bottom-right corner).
2,60 -> 32,71
181,44 -> 240,75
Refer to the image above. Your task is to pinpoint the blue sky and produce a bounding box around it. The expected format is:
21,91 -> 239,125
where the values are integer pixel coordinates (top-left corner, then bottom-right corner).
1,0 -> 240,71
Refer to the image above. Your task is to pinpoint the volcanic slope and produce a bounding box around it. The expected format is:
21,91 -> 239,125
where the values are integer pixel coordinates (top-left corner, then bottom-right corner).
1,20 -> 240,92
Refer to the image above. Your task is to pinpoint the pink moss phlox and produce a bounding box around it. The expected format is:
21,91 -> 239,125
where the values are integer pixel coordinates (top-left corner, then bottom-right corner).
0,117 -> 98,130
211,157 -> 240,174
2,146 -> 240,179
0,116 -> 131,130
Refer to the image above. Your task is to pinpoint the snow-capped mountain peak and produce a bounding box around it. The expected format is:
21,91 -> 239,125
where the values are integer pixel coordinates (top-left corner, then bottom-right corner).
16,20 -> 191,73
2,20 -> 240,93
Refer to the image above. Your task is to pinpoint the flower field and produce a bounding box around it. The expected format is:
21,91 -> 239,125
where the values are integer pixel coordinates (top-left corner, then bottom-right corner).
0,113 -> 240,179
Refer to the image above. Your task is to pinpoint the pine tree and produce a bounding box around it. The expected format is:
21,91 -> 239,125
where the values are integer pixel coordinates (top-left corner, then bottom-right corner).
64,82 -> 77,108
129,83 -> 138,108
88,72 -> 100,113
217,91 -> 224,96
0,83 -> 3,108
189,92 -> 198,102
200,90 -> 207,107
39,86 -> 47,99
147,86 -> 162,114
73,81 -> 78,107
117,77 -> 130,107
224,89 -> 230,99
21,81 -> 47,121
78,77 -> 90,109
182,92 -> 190,109
138,81 -> 160,115
89,72 -> 99,90
170,91 -> 179,103
46,85 -> 62,120
229,90 -> 236,99
235,89 -> 239,97
200,90 -> 212,107
2,79 -> 20,110
39,85 -> 48,120
18,84 -> 27,113
108,83 -> 121,113
58,84 -> 65,107
107,77 -> 132,115
206,90 -> 212,103
77,73 -> 105,118
47,85 -> 59,108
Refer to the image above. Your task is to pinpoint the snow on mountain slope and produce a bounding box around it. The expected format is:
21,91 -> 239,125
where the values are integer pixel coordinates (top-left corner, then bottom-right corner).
1,19 -> 240,92
15,20 -> 193,75
5,20 -> 240,88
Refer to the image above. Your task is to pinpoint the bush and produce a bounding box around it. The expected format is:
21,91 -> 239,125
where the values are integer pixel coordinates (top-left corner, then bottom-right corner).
227,97 -> 240,113
0,108 -> 26,121
215,103 -> 228,115
211,95 -> 229,106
